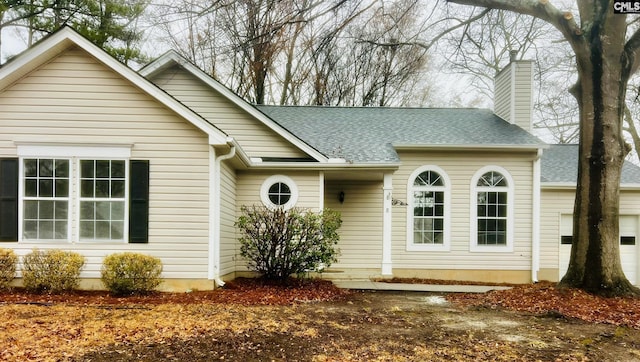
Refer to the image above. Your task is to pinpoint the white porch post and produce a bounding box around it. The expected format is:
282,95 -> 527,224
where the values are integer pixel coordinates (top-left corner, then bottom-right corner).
382,173 -> 393,275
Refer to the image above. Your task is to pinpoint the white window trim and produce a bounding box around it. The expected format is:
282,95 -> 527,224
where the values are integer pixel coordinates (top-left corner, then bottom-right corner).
260,175 -> 299,210
16,145 -> 131,244
469,165 -> 515,253
406,165 -> 451,252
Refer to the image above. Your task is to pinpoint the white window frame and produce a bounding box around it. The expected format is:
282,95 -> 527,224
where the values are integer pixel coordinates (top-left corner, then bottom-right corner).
470,165 -> 515,252
17,145 -> 131,243
77,159 -> 129,242
406,165 -> 451,251
260,175 -> 299,210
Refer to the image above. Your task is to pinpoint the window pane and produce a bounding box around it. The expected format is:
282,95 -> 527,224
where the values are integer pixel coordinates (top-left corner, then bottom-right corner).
25,179 -> 37,197
111,221 -> 124,240
55,221 -> 67,239
414,171 -> 443,186
55,201 -> 68,219
24,159 -> 37,177
39,179 -> 53,197
80,221 -> 94,239
95,201 -> 110,220
39,201 -> 54,219
81,180 -> 94,198
81,160 -> 94,178
23,221 -> 37,239
24,201 -> 38,219
561,235 -> 573,245
55,179 -> 69,197
112,202 -> 125,220
80,201 -> 94,220
55,160 -> 69,178
96,221 -> 110,239
39,221 -> 54,239
95,180 -> 110,198
112,161 -> 125,177
96,160 -> 110,178
39,159 -> 53,177
111,180 -> 125,198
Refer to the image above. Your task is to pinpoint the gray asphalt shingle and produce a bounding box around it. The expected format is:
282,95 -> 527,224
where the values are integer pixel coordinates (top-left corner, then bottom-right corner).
541,144 -> 640,184
256,105 -> 545,164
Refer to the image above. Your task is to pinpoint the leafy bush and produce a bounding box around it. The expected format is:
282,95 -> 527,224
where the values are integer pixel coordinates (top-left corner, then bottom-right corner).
22,249 -> 85,293
101,252 -> 163,295
236,206 -> 342,280
0,248 -> 17,290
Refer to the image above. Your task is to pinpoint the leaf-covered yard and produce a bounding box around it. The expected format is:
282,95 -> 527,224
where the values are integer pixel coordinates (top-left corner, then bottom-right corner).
1,279 -> 639,361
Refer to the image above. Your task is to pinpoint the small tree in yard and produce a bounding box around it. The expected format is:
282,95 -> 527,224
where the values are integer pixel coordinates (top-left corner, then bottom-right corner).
236,206 -> 342,281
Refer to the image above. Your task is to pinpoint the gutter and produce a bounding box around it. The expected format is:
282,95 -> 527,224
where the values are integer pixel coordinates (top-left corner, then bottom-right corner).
210,137 -> 236,287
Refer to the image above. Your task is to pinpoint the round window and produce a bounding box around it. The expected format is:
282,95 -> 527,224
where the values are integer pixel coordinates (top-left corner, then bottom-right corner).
260,175 -> 298,209
268,182 -> 291,205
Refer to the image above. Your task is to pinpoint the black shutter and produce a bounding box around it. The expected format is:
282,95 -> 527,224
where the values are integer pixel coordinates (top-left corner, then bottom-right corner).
0,158 -> 18,241
129,160 -> 149,243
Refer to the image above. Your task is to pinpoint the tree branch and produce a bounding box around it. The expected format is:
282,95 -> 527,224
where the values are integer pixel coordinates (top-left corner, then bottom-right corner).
445,0 -> 582,43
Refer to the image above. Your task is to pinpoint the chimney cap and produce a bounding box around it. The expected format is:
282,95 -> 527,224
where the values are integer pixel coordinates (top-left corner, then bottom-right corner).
509,50 -> 518,62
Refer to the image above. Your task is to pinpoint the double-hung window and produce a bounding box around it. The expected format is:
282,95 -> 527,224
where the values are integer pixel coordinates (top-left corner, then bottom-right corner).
407,166 -> 450,251
470,166 -> 514,252
79,160 -> 127,241
13,145 -> 148,243
22,159 -> 70,240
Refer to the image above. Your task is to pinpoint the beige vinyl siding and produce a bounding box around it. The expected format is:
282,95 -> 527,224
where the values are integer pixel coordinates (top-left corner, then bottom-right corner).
235,170 -> 322,210
148,65 -> 308,158
392,150 -> 535,271
324,180 -> 383,269
539,188 -> 640,270
219,160 -> 237,276
0,47 -> 211,279
233,170 -> 322,271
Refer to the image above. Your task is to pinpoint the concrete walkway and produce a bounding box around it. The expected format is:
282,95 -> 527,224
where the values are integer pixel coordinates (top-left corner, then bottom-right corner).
333,280 -> 511,293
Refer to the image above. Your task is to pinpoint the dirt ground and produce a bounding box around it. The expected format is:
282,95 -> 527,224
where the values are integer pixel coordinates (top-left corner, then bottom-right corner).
1,284 -> 639,361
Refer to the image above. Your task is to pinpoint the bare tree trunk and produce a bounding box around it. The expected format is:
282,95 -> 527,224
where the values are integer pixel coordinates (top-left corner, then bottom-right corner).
560,23 -> 637,295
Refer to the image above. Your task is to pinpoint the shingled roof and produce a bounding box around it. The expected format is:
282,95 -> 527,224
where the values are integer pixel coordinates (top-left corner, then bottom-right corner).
541,144 -> 640,185
256,105 -> 545,164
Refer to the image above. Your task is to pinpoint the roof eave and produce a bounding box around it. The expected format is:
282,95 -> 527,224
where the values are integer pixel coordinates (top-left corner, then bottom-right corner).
393,143 -> 548,151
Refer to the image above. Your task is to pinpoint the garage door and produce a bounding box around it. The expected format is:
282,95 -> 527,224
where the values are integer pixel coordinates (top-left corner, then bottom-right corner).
559,214 -> 638,285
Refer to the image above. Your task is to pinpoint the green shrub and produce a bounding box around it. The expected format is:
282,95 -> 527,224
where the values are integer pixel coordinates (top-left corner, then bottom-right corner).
0,248 -> 17,290
101,253 -> 163,295
22,249 -> 85,293
236,206 -> 342,281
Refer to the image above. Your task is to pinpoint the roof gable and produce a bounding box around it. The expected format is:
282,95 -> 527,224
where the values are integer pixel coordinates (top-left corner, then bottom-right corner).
0,27 -> 228,145
140,51 -> 327,162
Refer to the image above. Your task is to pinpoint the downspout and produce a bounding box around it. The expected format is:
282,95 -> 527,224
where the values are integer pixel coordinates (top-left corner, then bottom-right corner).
531,148 -> 542,283
210,137 -> 236,287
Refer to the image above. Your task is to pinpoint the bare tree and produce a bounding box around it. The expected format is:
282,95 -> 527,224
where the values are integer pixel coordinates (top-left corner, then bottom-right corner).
447,0 -> 640,296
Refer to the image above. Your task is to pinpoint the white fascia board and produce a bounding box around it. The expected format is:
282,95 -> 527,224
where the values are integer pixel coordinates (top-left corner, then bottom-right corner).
245,162 -> 400,170
0,28 -> 228,146
140,51 -> 328,163
393,143 -> 548,151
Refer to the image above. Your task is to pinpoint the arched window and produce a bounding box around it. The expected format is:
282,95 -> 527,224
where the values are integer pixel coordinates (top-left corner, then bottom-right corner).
260,175 -> 298,210
470,166 -> 514,252
407,166 -> 450,251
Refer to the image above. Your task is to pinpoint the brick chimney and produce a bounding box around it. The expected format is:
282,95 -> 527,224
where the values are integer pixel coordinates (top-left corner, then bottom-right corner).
494,51 -> 534,133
